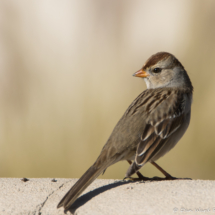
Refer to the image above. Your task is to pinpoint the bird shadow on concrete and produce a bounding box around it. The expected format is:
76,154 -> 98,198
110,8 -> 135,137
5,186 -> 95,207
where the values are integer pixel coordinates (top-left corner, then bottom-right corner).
66,180 -> 138,214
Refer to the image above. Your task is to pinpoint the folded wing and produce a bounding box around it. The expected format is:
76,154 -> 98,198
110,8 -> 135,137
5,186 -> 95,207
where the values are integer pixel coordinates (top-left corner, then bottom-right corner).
126,89 -> 186,177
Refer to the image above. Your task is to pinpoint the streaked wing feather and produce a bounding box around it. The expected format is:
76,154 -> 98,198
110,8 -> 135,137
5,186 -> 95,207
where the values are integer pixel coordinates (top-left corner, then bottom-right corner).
155,119 -> 169,135
137,131 -> 156,156
136,135 -> 164,165
160,117 -> 182,139
141,124 -> 154,141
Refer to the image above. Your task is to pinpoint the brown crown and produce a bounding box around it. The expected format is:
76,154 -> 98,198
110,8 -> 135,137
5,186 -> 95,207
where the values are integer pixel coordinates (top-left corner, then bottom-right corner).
143,52 -> 184,70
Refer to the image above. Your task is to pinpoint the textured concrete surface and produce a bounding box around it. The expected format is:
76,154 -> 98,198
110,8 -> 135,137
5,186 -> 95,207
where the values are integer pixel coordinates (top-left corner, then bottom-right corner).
0,178 -> 215,215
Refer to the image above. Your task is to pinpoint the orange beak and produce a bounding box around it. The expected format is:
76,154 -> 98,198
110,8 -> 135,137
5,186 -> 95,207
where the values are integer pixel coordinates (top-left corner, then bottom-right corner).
133,69 -> 149,78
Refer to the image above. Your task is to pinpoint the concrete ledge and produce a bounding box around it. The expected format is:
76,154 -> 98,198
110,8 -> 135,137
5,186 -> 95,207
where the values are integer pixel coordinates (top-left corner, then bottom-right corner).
0,178 -> 215,215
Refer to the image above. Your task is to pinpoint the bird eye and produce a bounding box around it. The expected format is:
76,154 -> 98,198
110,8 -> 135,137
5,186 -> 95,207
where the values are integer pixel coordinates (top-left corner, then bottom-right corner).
153,68 -> 162,73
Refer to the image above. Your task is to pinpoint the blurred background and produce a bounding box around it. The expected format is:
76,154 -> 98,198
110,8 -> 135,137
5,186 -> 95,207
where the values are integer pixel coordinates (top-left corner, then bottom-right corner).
0,0 -> 215,180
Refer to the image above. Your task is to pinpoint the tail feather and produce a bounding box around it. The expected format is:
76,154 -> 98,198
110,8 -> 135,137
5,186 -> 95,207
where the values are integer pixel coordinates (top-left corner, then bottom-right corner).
57,165 -> 105,210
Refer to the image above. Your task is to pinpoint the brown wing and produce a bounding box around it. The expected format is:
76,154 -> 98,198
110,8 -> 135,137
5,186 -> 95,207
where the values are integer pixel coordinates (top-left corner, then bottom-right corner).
125,89 -> 186,177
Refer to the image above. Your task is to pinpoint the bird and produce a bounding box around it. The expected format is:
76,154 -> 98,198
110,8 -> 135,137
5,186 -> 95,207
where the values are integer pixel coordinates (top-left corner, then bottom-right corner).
57,52 -> 193,211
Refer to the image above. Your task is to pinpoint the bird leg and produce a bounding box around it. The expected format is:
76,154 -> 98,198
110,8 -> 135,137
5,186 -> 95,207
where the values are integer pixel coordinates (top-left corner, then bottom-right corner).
124,160 -> 191,182
150,161 -> 192,181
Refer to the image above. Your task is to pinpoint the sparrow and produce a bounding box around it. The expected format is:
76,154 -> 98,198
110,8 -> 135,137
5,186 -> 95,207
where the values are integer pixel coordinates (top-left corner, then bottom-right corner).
57,52 -> 193,211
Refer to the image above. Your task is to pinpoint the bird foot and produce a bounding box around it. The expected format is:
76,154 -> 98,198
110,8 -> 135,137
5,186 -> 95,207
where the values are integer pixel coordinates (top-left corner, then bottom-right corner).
150,175 -> 192,181
123,175 -> 192,182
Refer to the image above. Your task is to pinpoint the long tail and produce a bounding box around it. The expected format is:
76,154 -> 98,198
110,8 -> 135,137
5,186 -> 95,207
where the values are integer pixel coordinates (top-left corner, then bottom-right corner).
57,164 -> 106,210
